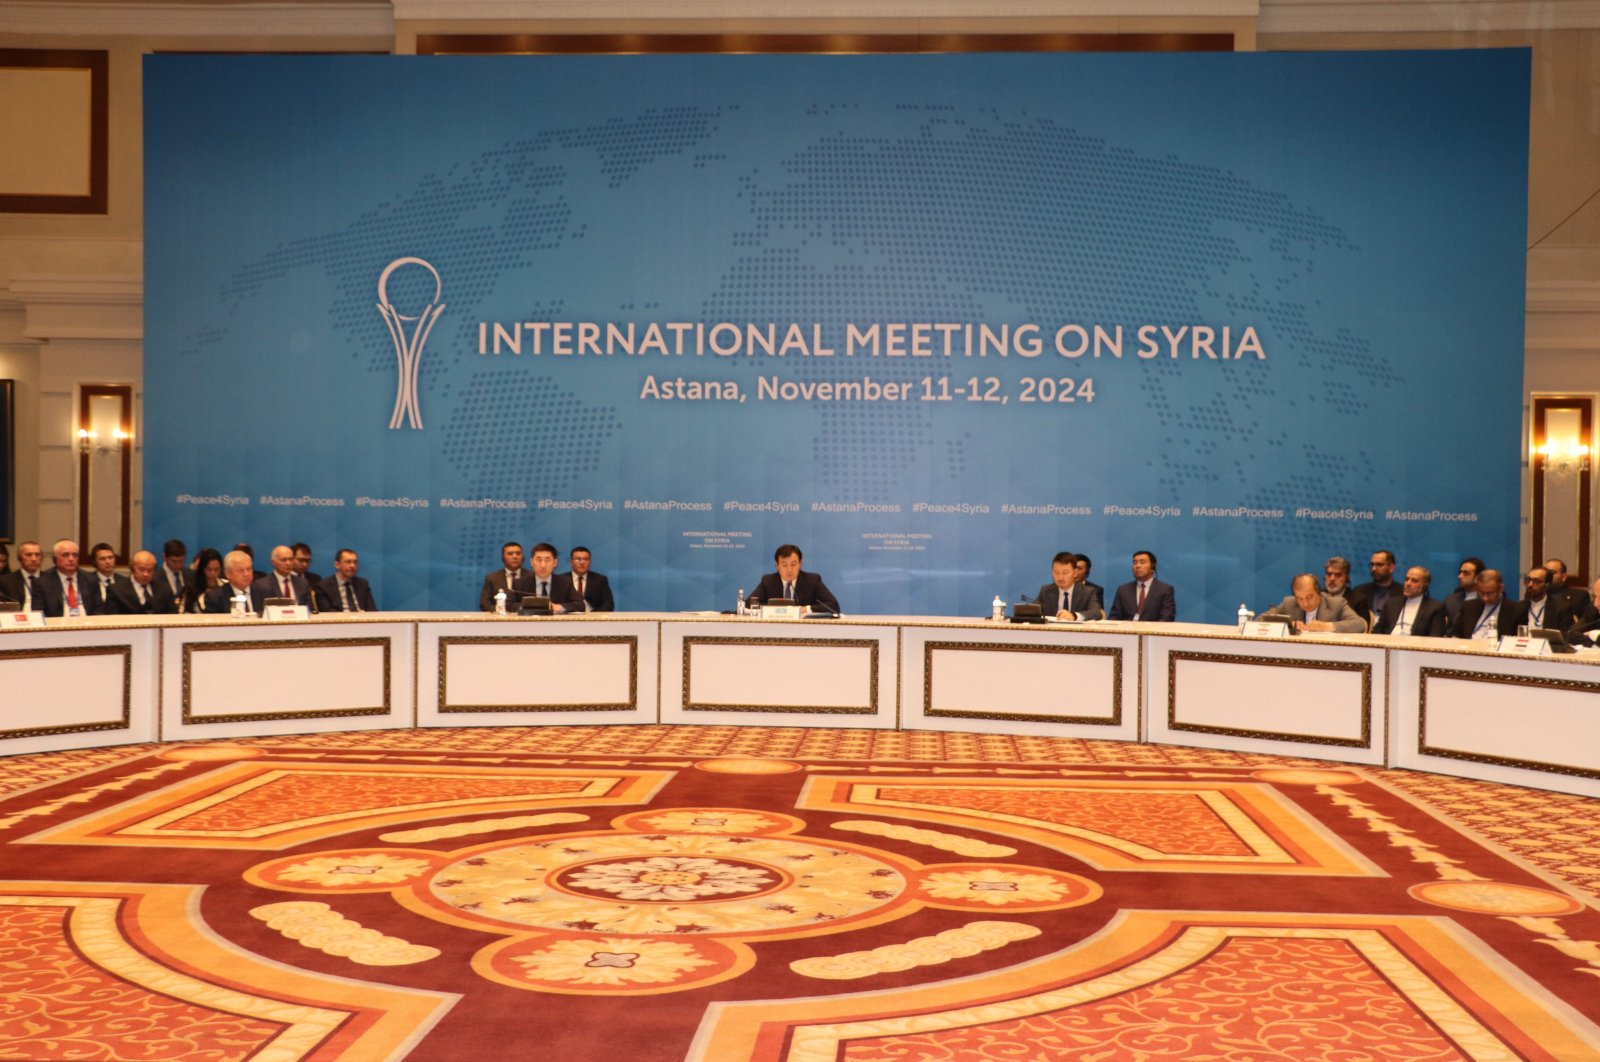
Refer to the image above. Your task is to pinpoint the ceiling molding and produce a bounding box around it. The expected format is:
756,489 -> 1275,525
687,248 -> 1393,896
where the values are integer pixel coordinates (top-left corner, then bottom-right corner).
5,0 -> 1599,37
1258,0 -> 1600,34
1,274 -> 143,343
392,0 -> 1258,18
1528,279 -> 1600,313
0,2 -> 393,38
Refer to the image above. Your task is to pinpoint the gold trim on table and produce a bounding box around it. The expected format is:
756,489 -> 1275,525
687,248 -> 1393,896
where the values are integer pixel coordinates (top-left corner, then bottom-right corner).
921,639 -> 1123,725
182,638 -> 392,725
1417,665 -> 1600,781
1166,650 -> 1372,748
0,644 -> 133,739
682,635 -> 880,715
437,635 -> 639,713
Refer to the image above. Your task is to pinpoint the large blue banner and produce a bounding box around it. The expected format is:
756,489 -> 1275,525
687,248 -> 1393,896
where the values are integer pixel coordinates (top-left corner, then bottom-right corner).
144,51 -> 1529,618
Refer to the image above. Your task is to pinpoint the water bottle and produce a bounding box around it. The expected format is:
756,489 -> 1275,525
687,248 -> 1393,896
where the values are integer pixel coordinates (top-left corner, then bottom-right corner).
736,588 -> 746,616
1237,603 -> 1252,631
494,589 -> 507,616
232,591 -> 249,619
991,595 -> 1005,622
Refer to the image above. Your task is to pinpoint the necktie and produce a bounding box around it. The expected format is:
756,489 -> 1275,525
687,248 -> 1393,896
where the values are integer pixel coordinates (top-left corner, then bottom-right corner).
136,583 -> 147,607
577,575 -> 584,597
343,581 -> 357,611
785,582 -> 794,600
282,576 -> 293,600
66,578 -> 78,610
1136,582 -> 1146,614
540,581 -> 548,597
25,575 -> 36,609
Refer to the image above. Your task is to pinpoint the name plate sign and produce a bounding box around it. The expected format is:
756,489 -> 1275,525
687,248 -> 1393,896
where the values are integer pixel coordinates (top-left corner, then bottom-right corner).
760,604 -> 803,621
263,604 -> 310,622
0,611 -> 46,629
1497,635 -> 1550,656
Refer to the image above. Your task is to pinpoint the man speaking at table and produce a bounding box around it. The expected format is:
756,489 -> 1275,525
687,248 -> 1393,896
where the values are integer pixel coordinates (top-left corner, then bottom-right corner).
1259,573 -> 1366,633
1038,551 -> 1103,621
750,544 -> 839,615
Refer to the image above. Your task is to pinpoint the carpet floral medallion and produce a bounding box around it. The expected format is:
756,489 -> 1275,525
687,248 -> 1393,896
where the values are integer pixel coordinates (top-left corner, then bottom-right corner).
2,726 -> 1598,1060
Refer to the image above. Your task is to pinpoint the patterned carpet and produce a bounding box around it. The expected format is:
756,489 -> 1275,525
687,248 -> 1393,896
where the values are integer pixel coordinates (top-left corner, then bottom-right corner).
2,726 -> 1599,1061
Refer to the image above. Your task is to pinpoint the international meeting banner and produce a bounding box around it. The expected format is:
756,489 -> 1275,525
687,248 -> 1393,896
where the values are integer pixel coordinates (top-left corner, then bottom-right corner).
144,50 -> 1529,617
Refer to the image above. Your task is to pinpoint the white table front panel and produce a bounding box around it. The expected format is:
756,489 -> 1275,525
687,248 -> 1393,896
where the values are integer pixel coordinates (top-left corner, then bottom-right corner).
660,621 -> 896,728
417,619 -> 659,726
1146,635 -> 1385,764
0,626 -> 158,754
1391,649 -> 1600,797
162,622 -> 414,741
900,625 -> 1139,739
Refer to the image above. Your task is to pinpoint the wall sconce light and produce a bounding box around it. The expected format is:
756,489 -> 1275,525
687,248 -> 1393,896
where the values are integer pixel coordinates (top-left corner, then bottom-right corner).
77,426 -> 131,455
1537,438 -> 1590,477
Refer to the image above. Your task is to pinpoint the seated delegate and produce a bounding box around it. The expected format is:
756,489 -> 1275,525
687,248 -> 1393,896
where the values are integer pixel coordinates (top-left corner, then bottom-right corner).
1036,551 -> 1103,621
748,544 -> 839,615
1258,573 -> 1366,633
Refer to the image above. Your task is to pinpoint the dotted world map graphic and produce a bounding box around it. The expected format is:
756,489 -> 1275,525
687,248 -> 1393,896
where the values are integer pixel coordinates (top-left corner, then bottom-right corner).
144,54 -> 1526,615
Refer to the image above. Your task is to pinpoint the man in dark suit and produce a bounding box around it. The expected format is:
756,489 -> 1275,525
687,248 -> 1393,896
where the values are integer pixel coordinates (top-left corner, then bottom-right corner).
39,539 -> 104,617
526,542 -> 584,613
203,550 -> 266,614
312,548 -> 377,613
292,542 -> 323,589
565,545 -> 614,612
479,541 -> 532,612
1543,557 -> 1591,621
1518,565 -> 1572,632
160,539 -> 190,603
88,542 -> 125,605
1107,549 -> 1176,622
1443,556 -> 1486,635
1373,566 -> 1445,636
1353,550 -> 1400,622
1259,573 -> 1366,633
750,543 -> 840,614
1454,569 -> 1525,641
253,544 -> 311,607
107,550 -> 179,615
1322,556 -> 1371,628
1564,576 -> 1600,645
0,541 -> 47,611
1072,554 -> 1105,610
1037,551 -> 1103,621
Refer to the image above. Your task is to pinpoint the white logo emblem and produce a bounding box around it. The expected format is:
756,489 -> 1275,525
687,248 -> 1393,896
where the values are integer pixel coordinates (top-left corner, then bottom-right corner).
376,257 -> 445,430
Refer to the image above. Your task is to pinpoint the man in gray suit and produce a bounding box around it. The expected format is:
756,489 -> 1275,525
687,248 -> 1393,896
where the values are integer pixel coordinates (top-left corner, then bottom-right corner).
1037,551 -> 1104,621
1259,573 -> 1367,633
253,544 -> 311,607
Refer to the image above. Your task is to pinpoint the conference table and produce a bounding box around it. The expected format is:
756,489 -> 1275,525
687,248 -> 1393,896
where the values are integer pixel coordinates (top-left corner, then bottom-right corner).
4,611 -> 1598,799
